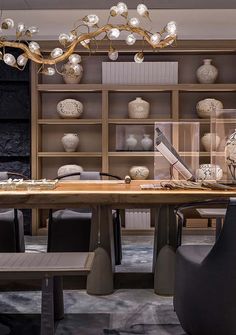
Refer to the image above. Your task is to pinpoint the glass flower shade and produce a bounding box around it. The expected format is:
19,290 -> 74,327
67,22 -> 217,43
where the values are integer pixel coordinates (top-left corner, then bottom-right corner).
69,54 -> 81,64
129,17 -> 140,28
17,54 -> 28,66
126,34 -> 136,46
134,52 -> 144,63
51,48 -> 63,59
137,4 -> 148,16
3,53 -> 16,66
108,28 -> 120,40
150,33 -> 161,46
83,14 -> 99,27
165,21 -> 177,35
108,48 -> 118,60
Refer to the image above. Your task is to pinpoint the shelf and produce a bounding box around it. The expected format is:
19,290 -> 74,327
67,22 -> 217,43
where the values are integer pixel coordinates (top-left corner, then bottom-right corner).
37,84 -> 102,92
38,119 -> 102,125
38,152 -> 102,157
179,119 -> 210,124
108,119 -> 171,124
109,151 -> 210,157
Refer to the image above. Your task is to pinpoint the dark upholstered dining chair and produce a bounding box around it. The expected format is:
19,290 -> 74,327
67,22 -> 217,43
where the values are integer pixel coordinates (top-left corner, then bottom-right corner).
174,198 -> 236,335
47,171 -> 122,265
0,171 -> 27,252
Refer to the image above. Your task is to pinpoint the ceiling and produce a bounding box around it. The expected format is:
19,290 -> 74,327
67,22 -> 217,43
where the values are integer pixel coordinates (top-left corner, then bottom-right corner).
1,0 -> 236,9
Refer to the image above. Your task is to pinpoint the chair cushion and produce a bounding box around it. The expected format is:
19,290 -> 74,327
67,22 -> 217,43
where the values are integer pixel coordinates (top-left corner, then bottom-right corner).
52,209 -> 92,220
177,245 -> 212,265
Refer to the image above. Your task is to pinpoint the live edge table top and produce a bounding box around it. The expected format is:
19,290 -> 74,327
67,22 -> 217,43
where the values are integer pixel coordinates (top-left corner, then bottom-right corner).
0,180 -> 235,209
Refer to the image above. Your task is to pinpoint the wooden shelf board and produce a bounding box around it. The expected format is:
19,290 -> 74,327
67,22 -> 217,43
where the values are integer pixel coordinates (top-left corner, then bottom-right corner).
37,84 -> 103,92
179,118 -> 210,123
108,118 -> 171,124
38,119 -> 102,125
38,152 -> 102,157
109,151 -> 209,157
38,83 -> 236,93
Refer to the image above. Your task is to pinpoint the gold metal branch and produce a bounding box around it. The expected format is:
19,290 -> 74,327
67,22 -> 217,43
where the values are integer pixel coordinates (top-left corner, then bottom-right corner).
0,23 -> 176,66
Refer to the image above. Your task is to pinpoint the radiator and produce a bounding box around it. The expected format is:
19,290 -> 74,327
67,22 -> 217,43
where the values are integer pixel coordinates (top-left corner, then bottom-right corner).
125,209 -> 151,229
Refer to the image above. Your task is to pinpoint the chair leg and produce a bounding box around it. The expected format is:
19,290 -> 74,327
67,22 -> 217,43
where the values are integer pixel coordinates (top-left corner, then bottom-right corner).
215,218 -> 222,240
53,276 -> 64,320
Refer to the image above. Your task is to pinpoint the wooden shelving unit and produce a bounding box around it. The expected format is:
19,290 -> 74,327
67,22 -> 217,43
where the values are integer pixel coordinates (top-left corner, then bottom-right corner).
31,40 -> 236,234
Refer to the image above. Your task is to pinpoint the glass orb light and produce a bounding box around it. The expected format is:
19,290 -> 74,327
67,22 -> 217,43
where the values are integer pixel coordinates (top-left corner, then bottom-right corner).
134,52 -> 144,63
83,14 -> 99,27
129,17 -> 140,28
51,48 -> 63,59
69,54 -> 81,64
43,67 -> 56,76
126,34 -> 136,46
17,54 -> 28,66
150,33 -> 161,45
137,4 -> 148,16
3,53 -> 16,66
17,22 -> 26,33
110,6 -> 119,17
165,21 -> 177,35
2,18 -> 14,29
59,33 -> 69,45
28,26 -> 39,34
108,28 -> 120,40
117,2 -> 128,16
68,32 -> 77,42
108,48 -> 119,61
29,41 -> 40,53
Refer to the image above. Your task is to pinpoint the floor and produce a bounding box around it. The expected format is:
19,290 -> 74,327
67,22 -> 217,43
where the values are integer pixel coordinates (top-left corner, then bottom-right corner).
0,234 -> 215,334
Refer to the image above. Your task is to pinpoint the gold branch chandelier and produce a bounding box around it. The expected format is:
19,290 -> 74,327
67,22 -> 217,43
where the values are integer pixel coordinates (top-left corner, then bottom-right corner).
0,3 -> 177,76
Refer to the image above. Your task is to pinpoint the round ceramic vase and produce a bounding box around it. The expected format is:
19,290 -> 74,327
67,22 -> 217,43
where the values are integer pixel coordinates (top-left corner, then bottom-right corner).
196,98 -> 223,118
129,166 -> 150,180
196,59 -> 218,84
201,133 -> 220,152
61,133 -> 79,152
57,98 -> 83,119
196,164 -> 223,181
61,61 -> 83,84
57,164 -> 83,180
128,97 -> 150,119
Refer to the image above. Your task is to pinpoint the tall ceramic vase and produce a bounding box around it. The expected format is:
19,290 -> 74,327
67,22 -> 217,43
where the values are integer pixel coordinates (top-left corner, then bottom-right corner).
61,133 -> 79,152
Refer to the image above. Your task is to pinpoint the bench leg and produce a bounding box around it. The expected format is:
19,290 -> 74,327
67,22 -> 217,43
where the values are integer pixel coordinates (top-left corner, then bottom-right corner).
41,276 -> 54,335
53,276 -> 64,320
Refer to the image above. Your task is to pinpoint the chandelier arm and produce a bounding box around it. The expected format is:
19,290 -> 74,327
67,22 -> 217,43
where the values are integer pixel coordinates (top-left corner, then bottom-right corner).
0,23 -> 176,65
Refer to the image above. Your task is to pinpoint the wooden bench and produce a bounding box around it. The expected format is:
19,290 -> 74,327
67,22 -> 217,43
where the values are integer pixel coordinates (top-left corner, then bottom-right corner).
0,252 -> 94,335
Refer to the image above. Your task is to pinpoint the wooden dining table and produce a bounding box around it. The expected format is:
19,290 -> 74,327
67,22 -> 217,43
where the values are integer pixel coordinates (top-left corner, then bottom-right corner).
0,180 -> 235,295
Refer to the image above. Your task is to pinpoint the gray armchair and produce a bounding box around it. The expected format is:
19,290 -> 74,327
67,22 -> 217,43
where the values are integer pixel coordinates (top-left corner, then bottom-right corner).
0,171 -> 26,252
174,198 -> 236,335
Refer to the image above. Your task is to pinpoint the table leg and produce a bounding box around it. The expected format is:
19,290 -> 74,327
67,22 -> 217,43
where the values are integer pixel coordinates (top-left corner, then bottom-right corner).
86,205 -> 114,295
153,205 -> 178,296
41,276 -> 54,335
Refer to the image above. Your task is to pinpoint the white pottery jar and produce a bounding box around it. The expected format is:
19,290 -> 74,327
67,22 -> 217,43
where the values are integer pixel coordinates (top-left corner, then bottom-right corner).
61,61 -> 83,84
129,166 -> 150,180
128,97 -> 150,119
125,134 -> 137,150
141,134 -> 153,151
196,59 -> 218,84
57,99 -> 83,119
225,129 -> 236,180
61,133 -> 79,152
196,164 -> 223,181
57,164 -> 83,180
201,133 -> 220,152
196,98 -> 223,118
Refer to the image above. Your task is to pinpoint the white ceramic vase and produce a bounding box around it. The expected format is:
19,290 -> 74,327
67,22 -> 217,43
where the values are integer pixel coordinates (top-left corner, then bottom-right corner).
57,164 -> 83,180
196,98 -> 223,118
57,99 -> 83,119
128,97 -> 150,119
125,134 -> 137,150
129,166 -> 150,180
61,133 -> 79,152
196,164 -> 223,181
196,59 -> 218,84
141,134 -> 153,151
201,133 -> 220,152
61,61 -> 83,84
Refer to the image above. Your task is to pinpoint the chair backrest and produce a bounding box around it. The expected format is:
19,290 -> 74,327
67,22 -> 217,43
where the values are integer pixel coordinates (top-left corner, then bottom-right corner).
56,171 -> 121,181
203,198 -> 236,263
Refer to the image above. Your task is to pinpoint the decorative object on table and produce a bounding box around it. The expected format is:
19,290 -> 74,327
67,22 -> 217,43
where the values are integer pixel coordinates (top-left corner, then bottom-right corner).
125,134 -> 137,150
196,59 -> 218,84
57,164 -> 83,180
196,164 -> 223,181
196,98 -> 223,118
61,57 -> 83,84
140,180 -> 233,190
102,61 -> 178,84
0,178 -> 58,190
57,98 -> 83,119
0,4 -> 177,76
141,134 -> 153,150
155,126 -> 196,181
61,133 -> 79,152
225,128 -> 236,180
129,166 -> 149,180
201,133 -> 220,152
128,97 -> 150,119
